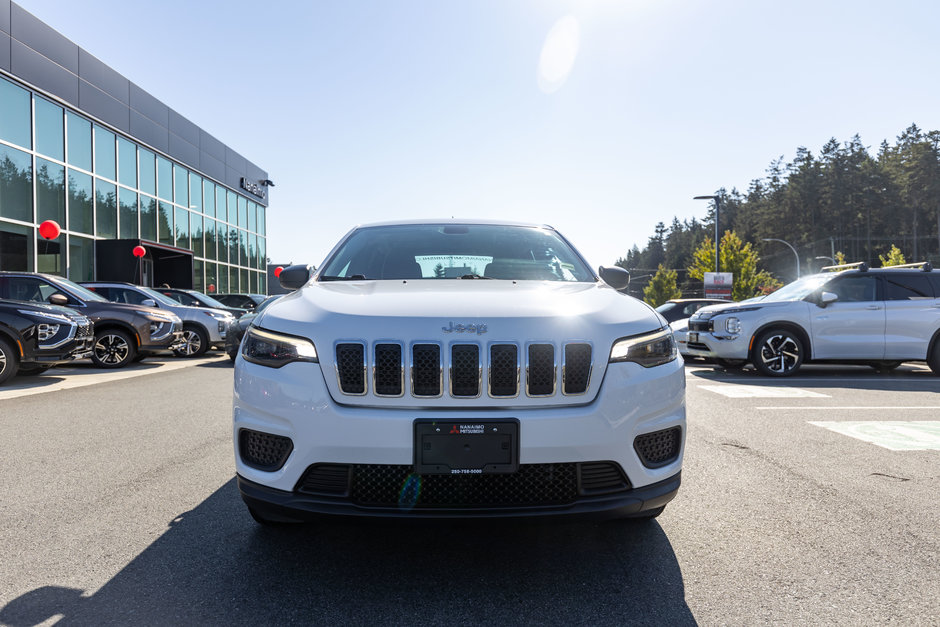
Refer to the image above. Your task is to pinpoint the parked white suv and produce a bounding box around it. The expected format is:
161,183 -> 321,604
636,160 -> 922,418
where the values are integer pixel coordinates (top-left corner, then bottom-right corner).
233,221 -> 686,523
686,263 -> 940,376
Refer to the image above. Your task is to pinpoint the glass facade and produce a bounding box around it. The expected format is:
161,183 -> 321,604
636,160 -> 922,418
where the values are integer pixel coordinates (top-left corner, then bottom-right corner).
0,74 -> 268,293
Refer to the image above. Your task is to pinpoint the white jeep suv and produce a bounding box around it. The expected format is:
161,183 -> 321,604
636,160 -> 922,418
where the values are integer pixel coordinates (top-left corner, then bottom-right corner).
685,263 -> 940,376
233,221 -> 686,523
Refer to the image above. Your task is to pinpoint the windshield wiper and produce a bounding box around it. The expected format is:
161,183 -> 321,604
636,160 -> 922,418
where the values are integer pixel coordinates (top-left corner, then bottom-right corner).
459,274 -> 492,280
319,274 -> 368,281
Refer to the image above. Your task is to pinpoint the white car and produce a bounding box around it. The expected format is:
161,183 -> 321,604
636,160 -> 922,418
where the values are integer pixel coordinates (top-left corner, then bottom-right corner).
685,263 -> 940,376
233,220 -> 686,523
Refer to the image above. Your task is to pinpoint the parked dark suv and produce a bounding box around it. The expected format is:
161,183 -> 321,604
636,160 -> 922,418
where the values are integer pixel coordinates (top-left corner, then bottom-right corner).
157,288 -> 246,316
0,272 -> 183,369
0,299 -> 95,384
214,293 -> 267,311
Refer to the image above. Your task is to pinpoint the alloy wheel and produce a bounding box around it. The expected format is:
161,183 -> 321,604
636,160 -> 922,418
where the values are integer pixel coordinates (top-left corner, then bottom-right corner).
177,330 -> 203,356
757,332 -> 801,375
94,333 -> 131,365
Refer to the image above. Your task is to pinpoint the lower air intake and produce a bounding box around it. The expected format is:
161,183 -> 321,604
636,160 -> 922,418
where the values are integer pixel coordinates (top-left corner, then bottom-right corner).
239,429 -> 293,471
634,427 -> 682,468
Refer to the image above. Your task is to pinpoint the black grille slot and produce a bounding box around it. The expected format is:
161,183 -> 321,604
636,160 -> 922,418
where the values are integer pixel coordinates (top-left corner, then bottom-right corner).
634,427 -> 682,468
412,344 -> 441,396
296,464 -> 352,496
489,344 -> 518,397
239,429 -> 293,471
450,344 -> 480,396
374,344 -> 402,396
579,462 -> 631,494
527,344 -> 555,396
336,343 -> 365,394
563,343 -> 592,394
351,464 -> 579,507
688,320 -> 713,332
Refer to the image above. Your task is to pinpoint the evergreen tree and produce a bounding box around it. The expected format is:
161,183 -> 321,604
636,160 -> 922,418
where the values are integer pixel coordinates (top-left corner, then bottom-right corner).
687,231 -> 781,300
879,245 -> 906,267
643,264 -> 681,307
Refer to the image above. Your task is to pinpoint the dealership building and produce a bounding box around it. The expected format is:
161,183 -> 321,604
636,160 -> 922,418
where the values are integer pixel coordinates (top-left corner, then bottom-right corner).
0,1 -> 270,293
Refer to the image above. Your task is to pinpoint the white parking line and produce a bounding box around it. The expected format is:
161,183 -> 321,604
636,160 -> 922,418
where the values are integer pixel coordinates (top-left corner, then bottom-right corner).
809,421 -> 940,451
0,356 -> 227,402
699,384 -> 829,398
758,406 -> 940,410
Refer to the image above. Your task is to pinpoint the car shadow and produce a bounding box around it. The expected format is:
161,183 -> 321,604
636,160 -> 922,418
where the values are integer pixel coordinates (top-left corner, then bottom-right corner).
687,362 -> 940,392
0,479 -> 696,626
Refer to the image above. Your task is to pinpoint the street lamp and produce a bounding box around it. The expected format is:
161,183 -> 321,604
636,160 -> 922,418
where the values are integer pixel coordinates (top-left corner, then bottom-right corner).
693,195 -> 720,273
815,255 -> 835,267
763,238 -> 800,279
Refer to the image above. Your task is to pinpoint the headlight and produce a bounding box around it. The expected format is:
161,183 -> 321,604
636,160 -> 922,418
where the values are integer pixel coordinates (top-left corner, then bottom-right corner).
204,311 -> 232,321
146,312 -> 179,323
242,327 -> 318,368
37,323 -> 61,341
609,328 -> 677,368
725,317 -> 741,334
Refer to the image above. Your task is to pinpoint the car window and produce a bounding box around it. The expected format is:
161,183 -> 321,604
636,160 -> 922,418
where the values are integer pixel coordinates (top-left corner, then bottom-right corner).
115,288 -> 151,305
827,275 -> 878,302
884,273 -> 933,300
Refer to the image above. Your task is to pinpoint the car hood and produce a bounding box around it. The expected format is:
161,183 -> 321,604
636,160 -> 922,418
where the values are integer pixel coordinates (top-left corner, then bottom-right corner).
693,299 -> 795,317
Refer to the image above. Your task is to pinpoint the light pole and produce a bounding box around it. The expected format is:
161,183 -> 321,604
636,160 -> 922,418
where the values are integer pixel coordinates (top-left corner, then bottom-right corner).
763,238 -> 800,279
693,195 -> 720,273
815,255 -> 835,266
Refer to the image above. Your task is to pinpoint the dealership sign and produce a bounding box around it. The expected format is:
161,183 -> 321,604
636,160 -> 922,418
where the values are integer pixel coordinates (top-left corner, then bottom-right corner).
240,178 -> 266,200
704,272 -> 733,299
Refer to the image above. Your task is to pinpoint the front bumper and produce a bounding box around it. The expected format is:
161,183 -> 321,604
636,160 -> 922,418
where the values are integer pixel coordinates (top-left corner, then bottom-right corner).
683,329 -> 751,360
233,356 -> 686,519
238,471 -> 681,521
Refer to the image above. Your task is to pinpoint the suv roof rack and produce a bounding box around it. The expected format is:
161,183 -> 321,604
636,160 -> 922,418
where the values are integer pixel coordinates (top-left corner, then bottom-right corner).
821,262 -> 868,272
878,262 -> 933,272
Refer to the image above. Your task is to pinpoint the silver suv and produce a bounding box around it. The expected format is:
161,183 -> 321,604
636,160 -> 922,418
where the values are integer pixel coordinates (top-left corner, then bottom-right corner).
83,283 -> 234,357
686,263 -> 940,376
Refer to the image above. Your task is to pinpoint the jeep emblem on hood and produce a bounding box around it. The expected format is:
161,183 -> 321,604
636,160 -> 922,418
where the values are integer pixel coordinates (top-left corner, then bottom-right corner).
442,322 -> 488,335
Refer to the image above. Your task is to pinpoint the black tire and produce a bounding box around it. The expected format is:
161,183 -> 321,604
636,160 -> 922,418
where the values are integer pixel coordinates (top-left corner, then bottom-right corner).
928,341 -> 940,376
714,358 -> 747,370
869,360 -> 902,373
174,326 -> 209,358
132,353 -> 148,363
752,328 -> 804,377
92,329 -> 137,369
0,337 -> 19,384
16,365 -> 52,376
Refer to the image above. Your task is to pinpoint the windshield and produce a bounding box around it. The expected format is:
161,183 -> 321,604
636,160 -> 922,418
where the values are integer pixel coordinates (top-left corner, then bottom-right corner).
140,287 -> 187,307
319,224 -> 594,282
190,291 -> 230,309
57,277 -> 109,302
761,274 -> 833,302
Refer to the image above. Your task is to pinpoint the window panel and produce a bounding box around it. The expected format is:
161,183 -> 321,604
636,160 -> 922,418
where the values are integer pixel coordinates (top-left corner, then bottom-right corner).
237,196 -> 247,228
227,191 -> 237,224
216,186 -> 226,222
248,202 -> 257,233
191,213 -> 203,257
118,137 -> 137,188
238,229 -> 247,267
158,201 -> 173,245
35,97 -> 64,160
94,126 -> 116,180
0,77 -> 31,149
0,219 -> 35,271
240,268 -> 249,293
68,235 -> 95,282
258,205 -> 265,236
66,112 -> 92,171
157,157 -> 172,201
140,195 -> 157,242
218,264 -> 229,293
249,232 -> 257,270
204,217 -> 216,260
36,158 -> 66,226
119,188 -> 138,239
67,169 -> 93,234
203,181 -> 215,218
205,261 -> 217,295
189,174 -> 202,212
194,259 -> 204,292
0,144 -> 33,222
174,165 -> 189,207
175,206 -> 190,250
218,222 -> 229,262
37,232 -> 63,275
95,179 -> 117,238
139,148 -> 156,195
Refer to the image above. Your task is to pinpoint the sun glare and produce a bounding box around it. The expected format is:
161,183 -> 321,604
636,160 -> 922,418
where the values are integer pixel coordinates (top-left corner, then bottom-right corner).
538,15 -> 580,94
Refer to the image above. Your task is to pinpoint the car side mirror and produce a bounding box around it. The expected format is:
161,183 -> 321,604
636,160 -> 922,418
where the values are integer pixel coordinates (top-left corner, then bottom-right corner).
819,291 -> 838,307
280,264 -> 313,290
142,299 -> 157,308
48,293 -> 68,306
598,266 -> 630,291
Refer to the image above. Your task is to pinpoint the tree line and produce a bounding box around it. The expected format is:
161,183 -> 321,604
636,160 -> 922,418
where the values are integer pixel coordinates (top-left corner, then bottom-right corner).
618,124 -> 940,301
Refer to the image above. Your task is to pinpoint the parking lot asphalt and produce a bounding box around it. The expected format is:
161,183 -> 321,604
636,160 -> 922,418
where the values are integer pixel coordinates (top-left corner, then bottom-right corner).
0,359 -> 937,625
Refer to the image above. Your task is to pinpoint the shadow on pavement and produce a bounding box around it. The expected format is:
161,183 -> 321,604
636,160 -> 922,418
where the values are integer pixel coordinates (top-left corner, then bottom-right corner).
687,363 -> 940,393
0,479 -> 696,626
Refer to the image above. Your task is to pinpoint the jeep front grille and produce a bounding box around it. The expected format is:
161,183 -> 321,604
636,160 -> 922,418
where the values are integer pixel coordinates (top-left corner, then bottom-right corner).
333,341 -> 593,399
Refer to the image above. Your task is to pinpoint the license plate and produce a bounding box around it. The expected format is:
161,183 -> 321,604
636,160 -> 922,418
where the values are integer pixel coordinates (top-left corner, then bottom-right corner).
414,419 -> 519,475
688,332 -> 699,342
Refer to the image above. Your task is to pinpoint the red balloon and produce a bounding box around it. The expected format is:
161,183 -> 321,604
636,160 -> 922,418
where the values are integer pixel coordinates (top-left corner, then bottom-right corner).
39,220 -> 61,240
274,266 -> 284,278
208,283 -> 216,293
132,245 -> 146,258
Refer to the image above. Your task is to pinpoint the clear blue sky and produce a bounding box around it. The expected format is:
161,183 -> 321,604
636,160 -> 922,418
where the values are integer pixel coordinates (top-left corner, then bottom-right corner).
19,0 -> 940,270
